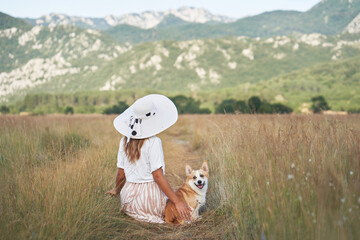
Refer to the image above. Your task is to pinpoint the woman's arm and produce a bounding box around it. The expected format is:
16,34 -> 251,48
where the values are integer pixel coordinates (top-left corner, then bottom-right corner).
106,168 -> 126,196
152,168 -> 191,220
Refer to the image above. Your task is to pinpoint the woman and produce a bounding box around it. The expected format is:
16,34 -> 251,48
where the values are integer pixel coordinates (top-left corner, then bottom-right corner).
106,94 -> 191,223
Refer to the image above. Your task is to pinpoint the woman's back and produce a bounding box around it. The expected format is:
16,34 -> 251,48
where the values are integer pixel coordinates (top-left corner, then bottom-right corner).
117,136 -> 165,183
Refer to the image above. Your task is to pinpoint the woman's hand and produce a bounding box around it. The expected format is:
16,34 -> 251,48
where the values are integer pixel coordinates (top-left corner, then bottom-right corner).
152,168 -> 192,221
174,200 -> 192,221
106,188 -> 119,196
106,168 -> 126,196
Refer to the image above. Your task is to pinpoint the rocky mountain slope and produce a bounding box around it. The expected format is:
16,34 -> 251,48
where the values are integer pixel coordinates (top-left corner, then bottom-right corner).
0,14 -> 131,102
22,1 -> 360,44
106,0 -> 360,43
1,2 -> 360,110
345,12 -> 360,33
2,12 -> 360,105
24,7 -> 235,30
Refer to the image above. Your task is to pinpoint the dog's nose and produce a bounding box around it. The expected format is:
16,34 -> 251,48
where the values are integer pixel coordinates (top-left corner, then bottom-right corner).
197,180 -> 202,185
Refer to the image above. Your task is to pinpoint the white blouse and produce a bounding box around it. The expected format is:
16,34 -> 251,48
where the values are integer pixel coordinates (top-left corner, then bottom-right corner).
117,136 -> 165,183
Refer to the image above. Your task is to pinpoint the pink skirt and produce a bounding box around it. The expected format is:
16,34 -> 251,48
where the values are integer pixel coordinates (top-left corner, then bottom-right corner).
120,181 -> 167,223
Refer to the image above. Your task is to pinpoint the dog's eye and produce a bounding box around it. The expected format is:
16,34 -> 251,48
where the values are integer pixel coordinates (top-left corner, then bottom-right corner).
193,176 -> 197,180
200,174 -> 204,178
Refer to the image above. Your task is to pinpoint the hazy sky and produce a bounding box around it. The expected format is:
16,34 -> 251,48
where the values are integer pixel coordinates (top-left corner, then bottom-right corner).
1,0 -> 321,19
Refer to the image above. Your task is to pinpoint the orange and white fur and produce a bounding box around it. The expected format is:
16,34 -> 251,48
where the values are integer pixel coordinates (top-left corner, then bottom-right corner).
165,161 -> 209,224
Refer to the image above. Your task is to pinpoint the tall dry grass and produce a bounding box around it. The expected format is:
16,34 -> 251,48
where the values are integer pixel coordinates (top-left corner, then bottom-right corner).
0,115 -> 120,239
1,114 -> 359,239
187,114 -> 360,239
0,115 -> 227,239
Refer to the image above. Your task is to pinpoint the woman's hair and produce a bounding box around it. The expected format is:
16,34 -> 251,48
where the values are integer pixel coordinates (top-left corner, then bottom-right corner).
123,137 -> 147,163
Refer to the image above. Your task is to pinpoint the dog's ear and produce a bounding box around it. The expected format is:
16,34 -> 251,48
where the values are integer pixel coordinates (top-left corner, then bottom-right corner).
201,161 -> 209,174
185,165 -> 193,176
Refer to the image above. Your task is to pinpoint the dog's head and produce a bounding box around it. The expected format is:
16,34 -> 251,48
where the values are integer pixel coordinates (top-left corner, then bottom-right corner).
185,161 -> 209,191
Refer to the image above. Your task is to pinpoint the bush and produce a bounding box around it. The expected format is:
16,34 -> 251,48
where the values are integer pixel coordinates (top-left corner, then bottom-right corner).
311,96 -> 330,113
248,96 -> 262,113
103,101 -> 129,114
272,103 -> 293,114
215,99 -> 236,113
258,103 -> 274,114
0,105 -> 10,114
216,97 -> 293,114
235,100 -> 251,114
171,95 -> 211,114
347,108 -> 360,114
215,99 -> 251,114
64,106 -> 74,115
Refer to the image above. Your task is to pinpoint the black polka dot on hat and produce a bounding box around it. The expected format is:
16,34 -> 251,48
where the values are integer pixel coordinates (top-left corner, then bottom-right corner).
132,131 -> 137,136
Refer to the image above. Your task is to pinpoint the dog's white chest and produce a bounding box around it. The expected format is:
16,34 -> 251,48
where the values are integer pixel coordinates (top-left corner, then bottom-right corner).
196,194 -> 206,207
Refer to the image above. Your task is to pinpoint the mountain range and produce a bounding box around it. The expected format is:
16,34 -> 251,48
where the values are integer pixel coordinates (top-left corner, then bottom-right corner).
23,7 -> 235,30
21,0 -> 360,44
1,0 -> 360,112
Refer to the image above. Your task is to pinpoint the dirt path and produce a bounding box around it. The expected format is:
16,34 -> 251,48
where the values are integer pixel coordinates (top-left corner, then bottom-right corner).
160,127 -> 203,188
136,122 -> 228,239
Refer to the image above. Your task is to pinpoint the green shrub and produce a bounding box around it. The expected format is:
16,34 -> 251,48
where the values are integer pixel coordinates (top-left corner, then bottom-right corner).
347,108 -> 360,114
248,96 -> 262,113
258,103 -> 274,114
64,106 -> 74,115
215,99 -> 236,113
272,103 -> 293,114
0,105 -> 10,114
311,96 -> 330,113
103,101 -> 129,114
216,97 -> 292,114
171,95 -> 210,114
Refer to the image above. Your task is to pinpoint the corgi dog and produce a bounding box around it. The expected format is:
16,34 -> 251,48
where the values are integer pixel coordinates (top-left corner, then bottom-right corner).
165,161 -> 209,224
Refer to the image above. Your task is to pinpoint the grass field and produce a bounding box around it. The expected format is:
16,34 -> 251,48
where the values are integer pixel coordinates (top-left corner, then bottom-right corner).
1,114 -> 359,239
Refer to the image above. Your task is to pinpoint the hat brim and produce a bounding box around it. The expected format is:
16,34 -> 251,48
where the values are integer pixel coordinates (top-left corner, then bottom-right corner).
113,94 -> 178,139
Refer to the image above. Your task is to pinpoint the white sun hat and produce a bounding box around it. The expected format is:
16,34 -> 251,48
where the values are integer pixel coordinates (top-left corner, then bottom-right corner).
113,94 -> 178,142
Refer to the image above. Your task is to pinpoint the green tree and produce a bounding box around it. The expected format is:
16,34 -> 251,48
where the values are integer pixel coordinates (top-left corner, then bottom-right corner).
258,103 -> 274,113
215,99 -> 251,114
215,99 -> 236,113
248,96 -> 262,113
103,101 -> 129,114
235,100 -> 250,113
0,105 -> 10,114
311,96 -> 330,113
272,103 -> 293,114
171,95 -> 210,114
64,106 -> 74,115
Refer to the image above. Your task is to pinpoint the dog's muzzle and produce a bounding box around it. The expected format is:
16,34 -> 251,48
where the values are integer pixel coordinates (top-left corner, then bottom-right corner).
195,181 -> 205,189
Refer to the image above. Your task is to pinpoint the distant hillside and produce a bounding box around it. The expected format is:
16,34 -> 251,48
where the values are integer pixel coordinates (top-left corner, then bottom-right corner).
0,12 -> 32,30
345,12 -> 360,33
23,7 -> 235,30
1,10 -> 360,112
2,16 -> 360,105
0,24 -> 131,102
304,0 -> 360,35
12,56 -> 360,114
156,14 -> 190,28
106,0 -> 360,43
63,33 -> 360,94
239,56 -> 360,111
18,1 -> 360,44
